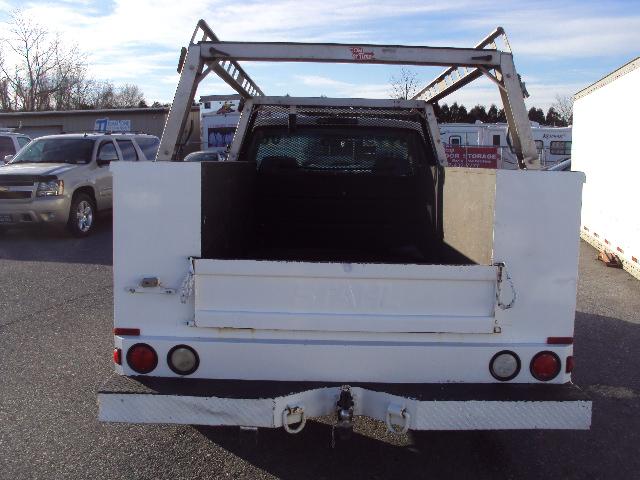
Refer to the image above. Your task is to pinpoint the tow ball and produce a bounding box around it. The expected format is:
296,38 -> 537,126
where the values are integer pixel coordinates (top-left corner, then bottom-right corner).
332,385 -> 355,446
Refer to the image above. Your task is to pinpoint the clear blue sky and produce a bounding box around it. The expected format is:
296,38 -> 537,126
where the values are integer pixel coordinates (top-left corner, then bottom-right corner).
1,0 -> 639,109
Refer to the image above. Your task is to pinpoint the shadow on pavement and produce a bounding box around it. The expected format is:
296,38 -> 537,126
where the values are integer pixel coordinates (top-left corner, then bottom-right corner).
0,214 -> 113,265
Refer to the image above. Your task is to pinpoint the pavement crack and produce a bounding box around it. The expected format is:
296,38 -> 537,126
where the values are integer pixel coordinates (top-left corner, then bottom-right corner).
0,282 -> 113,331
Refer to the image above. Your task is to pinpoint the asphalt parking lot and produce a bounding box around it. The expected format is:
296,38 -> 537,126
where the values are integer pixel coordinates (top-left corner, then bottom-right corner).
1,220 -> 639,480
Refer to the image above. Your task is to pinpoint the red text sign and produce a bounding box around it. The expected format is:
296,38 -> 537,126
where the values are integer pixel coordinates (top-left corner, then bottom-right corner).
445,146 -> 500,169
350,47 -> 375,60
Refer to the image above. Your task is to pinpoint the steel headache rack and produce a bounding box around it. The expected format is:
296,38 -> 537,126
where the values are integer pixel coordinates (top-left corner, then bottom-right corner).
158,20 -> 539,169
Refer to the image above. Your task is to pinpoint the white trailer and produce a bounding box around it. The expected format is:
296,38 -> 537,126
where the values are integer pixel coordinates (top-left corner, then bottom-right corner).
439,122 -> 572,169
573,57 -> 640,280
99,21 -> 591,436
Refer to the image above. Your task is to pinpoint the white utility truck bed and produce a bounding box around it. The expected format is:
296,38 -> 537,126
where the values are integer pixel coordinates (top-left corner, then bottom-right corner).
99,21 -> 591,436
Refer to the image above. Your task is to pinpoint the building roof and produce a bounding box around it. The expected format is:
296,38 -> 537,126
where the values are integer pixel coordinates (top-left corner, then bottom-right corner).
574,56 -> 640,100
199,94 -> 242,103
0,106 -> 198,118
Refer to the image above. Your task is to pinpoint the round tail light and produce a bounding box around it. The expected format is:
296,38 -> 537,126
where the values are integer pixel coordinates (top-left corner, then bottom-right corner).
167,345 -> 199,375
530,351 -> 561,381
489,350 -> 521,381
126,343 -> 158,374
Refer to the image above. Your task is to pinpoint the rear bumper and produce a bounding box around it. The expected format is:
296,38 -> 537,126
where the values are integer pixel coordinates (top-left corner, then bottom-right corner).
98,376 -> 592,431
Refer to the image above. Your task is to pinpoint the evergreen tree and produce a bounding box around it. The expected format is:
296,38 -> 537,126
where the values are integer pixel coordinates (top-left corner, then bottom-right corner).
457,105 -> 469,123
469,105 -> 488,123
439,103 -> 450,122
528,107 -> 545,124
545,107 -> 564,126
449,102 -> 460,122
487,104 -> 499,123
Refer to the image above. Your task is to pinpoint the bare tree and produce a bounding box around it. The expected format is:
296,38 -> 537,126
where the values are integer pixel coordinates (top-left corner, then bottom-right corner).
552,94 -> 573,125
0,11 -> 88,111
0,11 -> 146,111
389,68 -> 421,100
114,83 -> 145,108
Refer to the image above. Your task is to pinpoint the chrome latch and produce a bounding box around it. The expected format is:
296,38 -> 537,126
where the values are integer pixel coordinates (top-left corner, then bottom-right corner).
126,276 -> 176,295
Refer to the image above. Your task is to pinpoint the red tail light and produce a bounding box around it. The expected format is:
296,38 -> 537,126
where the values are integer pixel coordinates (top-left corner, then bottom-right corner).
530,351 -> 561,381
126,343 -> 158,374
113,348 -> 122,365
547,337 -> 573,345
114,328 -> 140,336
566,356 -> 575,373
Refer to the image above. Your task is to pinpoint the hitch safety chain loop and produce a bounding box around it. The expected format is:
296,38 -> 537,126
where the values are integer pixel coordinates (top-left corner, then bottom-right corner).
282,405 -> 306,434
179,258 -> 195,304
494,262 -> 516,310
385,404 -> 410,435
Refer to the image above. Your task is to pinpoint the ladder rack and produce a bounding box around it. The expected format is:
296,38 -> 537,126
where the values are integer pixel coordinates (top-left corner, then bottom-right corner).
158,20 -> 539,169
185,20 -> 264,98
413,27 -> 514,103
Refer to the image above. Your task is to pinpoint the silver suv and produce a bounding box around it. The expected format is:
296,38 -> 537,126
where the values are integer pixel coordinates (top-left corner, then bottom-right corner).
0,130 -> 31,160
0,133 -> 159,236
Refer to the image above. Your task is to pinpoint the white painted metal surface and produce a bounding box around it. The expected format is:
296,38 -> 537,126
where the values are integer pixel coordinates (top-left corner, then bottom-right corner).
111,166 -> 584,383
572,59 -> 640,280
115,337 -> 573,383
203,42 -> 502,67
99,385 -> 592,430
194,260 -> 498,333
493,170 -> 585,338
112,161 -> 201,336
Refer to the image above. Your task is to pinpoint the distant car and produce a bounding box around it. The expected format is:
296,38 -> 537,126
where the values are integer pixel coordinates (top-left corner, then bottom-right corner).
184,150 -> 225,162
545,158 -> 571,171
0,130 -> 31,163
0,132 -> 159,236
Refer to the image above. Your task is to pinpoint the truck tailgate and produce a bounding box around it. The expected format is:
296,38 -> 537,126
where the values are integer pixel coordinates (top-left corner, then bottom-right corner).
193,260 -> 498,334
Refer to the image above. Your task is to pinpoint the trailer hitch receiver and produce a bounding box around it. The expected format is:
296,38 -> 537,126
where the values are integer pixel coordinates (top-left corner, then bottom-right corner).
332,385 -> 355,446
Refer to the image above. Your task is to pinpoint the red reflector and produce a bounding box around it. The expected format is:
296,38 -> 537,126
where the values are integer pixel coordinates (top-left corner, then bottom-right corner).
566,356 -> 575,373
530,351 -> 561,382
126,343 -> 158,374
113,348 -> 122,365
113,328 -> 140,336
547,336 -> 573,345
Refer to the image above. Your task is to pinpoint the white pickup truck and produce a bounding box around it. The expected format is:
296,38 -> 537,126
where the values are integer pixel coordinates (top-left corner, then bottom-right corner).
99,22 -> 591,436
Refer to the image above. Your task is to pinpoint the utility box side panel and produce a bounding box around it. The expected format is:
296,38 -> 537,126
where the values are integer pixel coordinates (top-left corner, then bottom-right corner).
443,168 -> 496,265
493,171 -> 585,339
112,162 -> 201,335
572,66 -> 640,276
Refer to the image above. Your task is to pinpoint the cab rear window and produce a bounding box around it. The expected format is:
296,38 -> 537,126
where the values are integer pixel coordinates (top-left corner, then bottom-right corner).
117,140 -> 139,161
136,137 -> 160,160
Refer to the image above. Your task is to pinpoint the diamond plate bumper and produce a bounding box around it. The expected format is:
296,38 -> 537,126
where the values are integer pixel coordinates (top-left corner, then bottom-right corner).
98,375 -> 592,430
